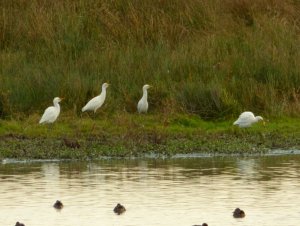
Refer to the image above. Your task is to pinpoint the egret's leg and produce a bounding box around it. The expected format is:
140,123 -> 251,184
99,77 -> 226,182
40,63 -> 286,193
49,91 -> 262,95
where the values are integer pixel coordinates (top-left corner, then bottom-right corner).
90,112 -> 98,133
91,123 -> 96,133
47,123 -> 54,131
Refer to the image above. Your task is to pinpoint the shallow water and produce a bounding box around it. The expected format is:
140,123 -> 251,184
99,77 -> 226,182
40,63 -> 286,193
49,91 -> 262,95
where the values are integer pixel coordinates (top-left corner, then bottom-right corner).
1,154 -> 300,226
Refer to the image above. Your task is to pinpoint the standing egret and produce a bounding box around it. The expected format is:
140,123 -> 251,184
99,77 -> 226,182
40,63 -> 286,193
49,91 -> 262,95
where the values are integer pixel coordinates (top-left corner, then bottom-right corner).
137,84 -> 151,113
39,97 -> 63,124
82,83 -> 110,113
233,111 -> 264,128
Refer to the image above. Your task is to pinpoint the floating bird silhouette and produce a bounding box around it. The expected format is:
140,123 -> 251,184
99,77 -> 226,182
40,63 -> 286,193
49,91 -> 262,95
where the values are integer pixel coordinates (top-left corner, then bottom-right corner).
233,111 -> 264,128
137,84 -> 151,113
113,203 -> 126,215
82,83 -> 109,113
39,97 -> 63,124
15,222 -> 25,226
233,208 -> 245,218
53,200 -> 63,209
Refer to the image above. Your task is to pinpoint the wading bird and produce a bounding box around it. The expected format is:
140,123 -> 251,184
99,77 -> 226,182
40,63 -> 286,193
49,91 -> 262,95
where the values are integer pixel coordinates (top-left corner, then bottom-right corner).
39,97 -> 63,124
137,84 -> 151,113
82,83 -> 109,113
233,111 -> 264,128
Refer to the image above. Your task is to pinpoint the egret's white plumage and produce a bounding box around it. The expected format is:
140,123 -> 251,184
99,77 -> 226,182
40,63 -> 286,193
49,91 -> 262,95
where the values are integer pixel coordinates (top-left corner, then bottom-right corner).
137,84 -> 151,113
233,111 -> 264,128
39,97 -> 63,124
82,83 -> 109,113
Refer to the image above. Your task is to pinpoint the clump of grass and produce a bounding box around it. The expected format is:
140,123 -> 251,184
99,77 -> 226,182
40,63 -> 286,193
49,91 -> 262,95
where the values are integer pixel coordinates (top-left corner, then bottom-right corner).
178,80 -> 238,119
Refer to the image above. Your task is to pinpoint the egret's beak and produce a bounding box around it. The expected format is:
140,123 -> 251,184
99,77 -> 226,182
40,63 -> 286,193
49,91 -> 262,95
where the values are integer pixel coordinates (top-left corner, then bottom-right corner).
60,97 -> 65,101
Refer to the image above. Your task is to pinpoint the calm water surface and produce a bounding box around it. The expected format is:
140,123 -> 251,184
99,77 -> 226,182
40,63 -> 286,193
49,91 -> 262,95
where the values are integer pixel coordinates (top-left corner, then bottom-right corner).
1,154 -> 300,226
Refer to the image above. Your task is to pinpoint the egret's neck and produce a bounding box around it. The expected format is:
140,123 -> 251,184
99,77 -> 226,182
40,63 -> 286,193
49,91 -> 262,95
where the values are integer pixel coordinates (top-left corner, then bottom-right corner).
101,87 -> 107,96
254,116 -> 261,122
142,89 -> 148,100
54,101 -> 60,110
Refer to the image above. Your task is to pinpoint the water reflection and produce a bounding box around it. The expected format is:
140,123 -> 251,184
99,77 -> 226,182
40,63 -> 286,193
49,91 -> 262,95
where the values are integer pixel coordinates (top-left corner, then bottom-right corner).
1,155 -> 300,226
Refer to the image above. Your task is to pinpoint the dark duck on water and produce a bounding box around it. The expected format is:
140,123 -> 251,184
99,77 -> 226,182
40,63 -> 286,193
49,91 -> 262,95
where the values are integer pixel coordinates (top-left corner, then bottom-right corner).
113,203 -> 126,215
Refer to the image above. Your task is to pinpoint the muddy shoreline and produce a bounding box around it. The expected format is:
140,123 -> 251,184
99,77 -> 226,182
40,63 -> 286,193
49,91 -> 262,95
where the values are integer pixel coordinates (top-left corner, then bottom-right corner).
1,131 -> 299,160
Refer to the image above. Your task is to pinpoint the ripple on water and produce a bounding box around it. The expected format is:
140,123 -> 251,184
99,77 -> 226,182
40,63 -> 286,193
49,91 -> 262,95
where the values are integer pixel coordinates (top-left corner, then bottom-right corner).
1,154 -> 300,226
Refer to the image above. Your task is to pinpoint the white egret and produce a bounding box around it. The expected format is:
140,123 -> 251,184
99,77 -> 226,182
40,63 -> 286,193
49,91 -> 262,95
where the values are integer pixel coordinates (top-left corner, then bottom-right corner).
82,83 -> 109,113
39,97 -> 63,124
233,111 -> 264,128
137,84 -> 151,113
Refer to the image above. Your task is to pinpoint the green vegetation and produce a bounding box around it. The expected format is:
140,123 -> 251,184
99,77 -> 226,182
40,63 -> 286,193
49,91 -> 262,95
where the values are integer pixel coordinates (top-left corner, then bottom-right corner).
0,0 -> 300,119
0,1 -> 299,159
0,114 -> 299,159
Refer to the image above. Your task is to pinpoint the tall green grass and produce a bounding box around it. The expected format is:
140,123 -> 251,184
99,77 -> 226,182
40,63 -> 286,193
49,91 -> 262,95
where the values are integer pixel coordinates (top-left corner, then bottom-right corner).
0,0 -> 299,119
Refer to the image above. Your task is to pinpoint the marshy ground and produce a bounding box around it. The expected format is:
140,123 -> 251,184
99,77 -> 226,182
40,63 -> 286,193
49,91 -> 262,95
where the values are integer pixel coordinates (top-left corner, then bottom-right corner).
0,113 -> 299,160
1,1 -> 299,160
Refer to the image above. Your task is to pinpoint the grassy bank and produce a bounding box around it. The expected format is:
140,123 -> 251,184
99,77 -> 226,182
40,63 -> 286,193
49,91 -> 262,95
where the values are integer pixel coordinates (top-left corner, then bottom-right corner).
0,1 -> 299,159
0,0 -> 300,119
0,113 -> 299,159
